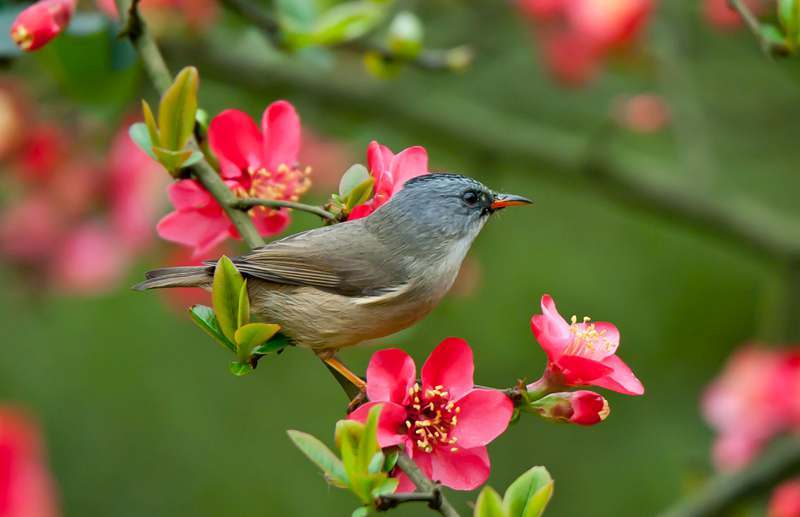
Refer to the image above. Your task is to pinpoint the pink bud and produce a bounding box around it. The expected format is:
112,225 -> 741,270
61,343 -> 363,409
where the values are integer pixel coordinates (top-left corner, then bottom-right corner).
530,391 -> 610,426
10,0 -> 76,52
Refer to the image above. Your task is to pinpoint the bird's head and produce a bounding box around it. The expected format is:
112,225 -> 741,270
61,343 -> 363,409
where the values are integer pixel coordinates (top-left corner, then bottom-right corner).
370,173 -> 532,245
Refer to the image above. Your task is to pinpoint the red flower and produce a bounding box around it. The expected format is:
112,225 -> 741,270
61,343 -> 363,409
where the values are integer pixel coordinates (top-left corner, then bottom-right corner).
770,479 -> 800,517
348,141 -> 428,220
10,0 -> 76,52
530,294 -> 644,395
0,407 -> 60,517
157,101 -> 310,256
702,346 -> 800,471
566,390 -> 610,425
49,222 -> 128,295
349,338 -> 513,491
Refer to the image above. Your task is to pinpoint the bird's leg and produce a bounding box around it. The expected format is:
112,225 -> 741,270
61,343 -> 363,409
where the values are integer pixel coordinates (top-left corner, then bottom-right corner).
321,355 -> 367,392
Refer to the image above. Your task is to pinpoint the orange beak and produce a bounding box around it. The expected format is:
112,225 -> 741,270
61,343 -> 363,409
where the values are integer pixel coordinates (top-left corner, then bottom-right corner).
490,193 -> 533,210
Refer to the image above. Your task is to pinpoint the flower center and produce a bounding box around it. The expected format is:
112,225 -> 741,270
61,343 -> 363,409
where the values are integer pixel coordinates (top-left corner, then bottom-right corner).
403,383 -> 460,454
235,164 -> 312,206
563,315 -> 613,357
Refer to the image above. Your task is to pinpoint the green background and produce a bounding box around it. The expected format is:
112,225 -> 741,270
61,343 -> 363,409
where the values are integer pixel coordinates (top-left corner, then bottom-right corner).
2,1 -> 800,515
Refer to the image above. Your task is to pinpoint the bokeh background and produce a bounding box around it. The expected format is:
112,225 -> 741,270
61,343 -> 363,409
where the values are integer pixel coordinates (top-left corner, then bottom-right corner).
2,0 -> 800,515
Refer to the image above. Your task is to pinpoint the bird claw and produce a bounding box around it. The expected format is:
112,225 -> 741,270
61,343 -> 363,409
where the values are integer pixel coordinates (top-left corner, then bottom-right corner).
346,389 -> 367,414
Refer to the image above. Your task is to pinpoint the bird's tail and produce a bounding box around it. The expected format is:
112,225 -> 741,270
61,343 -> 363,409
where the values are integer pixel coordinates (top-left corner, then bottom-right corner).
132,266 -> 212,291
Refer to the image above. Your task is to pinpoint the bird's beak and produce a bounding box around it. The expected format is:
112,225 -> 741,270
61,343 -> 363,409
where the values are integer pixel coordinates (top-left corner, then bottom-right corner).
490,193 -> 533,210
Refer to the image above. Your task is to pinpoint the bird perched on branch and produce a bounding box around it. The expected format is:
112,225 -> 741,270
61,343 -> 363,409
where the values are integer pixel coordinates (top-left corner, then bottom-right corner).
135,173 -> 531,383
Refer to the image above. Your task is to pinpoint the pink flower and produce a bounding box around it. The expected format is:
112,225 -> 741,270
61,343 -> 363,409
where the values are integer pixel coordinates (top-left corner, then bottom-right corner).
702,346 -> 799,471
770,479 -> 800,517
531,390 -> 610,426
613,93 -> 670,134
158,101 -> 310,256
10,0 -> 76,52
50,223 -> 128,294
0,407 -> 60,517
0,196 -> 63,261
349,338 -> 513,491
348,141 -> 428,220
530,294 -> 644,395
567,0 -> 653,50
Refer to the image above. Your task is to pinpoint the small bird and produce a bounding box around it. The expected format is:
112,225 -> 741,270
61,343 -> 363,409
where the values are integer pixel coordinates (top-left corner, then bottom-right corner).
135,173 -> 530,377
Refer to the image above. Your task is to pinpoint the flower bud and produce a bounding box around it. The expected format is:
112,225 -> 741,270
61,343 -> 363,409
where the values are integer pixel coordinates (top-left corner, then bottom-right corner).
529,390 -> 610,426
10,0 -> 76,52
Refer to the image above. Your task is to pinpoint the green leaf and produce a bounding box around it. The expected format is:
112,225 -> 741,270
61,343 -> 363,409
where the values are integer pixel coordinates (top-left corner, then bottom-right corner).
762,23 -> 790,51
212,256 -> 244,343
234,323 -> 281,358
158,66 -> 199,151
252,332 -> 292,355
237,280 -> 250,328
229,361 -> 252,376
311,1 -> 385,46
338,163 -> 370,198
475,486 -> 506,517
188,305 -> 236,353
371,477 -> 398,498
503,467 -> 554,517
367,451 -> 384,474
276,0 -> 317,33
152,146 -> 194,174
359,405 -> 382,472
142,100 -> 160,146
351,508 -> 368,517
287,430 -> 348,487
363,51 -> 404,79
128,123 -> 157,161
387,11 -> 423,59
382,448 -> 399,473
345,178 -> 375,210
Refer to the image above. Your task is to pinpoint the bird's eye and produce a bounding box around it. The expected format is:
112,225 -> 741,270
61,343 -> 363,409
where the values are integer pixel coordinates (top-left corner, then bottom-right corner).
462,190 -> 479,206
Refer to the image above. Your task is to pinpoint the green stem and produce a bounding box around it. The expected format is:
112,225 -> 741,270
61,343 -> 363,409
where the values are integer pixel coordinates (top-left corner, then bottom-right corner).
233,198 -> 336,222
115,0 -> 265,249
727,0 -> 790,56
658,438 -> 800,517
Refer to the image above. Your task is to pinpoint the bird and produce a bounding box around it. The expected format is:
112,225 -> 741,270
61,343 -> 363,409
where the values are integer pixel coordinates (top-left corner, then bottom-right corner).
135,173 -> 531,382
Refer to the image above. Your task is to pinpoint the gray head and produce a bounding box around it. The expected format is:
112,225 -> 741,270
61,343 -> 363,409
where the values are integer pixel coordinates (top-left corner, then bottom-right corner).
365,173 -> 531,246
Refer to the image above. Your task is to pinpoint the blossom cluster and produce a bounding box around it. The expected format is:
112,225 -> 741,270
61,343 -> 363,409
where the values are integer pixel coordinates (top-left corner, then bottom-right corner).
0,81 -> 165,294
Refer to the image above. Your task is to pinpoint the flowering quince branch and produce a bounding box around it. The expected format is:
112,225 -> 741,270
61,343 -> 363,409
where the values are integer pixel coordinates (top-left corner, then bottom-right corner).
232,198 -> 336,222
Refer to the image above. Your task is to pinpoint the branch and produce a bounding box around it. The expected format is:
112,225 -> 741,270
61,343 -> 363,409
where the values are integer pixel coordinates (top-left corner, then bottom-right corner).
658,438 -> 800,517
395,454 -> 461,517
218,0 -> 469,71
115,0 -> 265,249
727,0 -> 790,57
375,490 -> 443,512
233,198 -> 336,221
169,42 -> 800,264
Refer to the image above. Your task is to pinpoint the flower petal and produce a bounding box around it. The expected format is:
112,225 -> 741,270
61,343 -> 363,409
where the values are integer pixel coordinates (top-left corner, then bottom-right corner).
208,109 -> 263,172
556,354 -> 614,384
348,401 -> 408,448
167,180 -> 213,210
430,446 -> 490,491
250,208 -> 290,237
451,389 -> 513,448
262,101 -> 301,171
593,321 -> 620,358
156,209 -> 231,257
421,337 -> 474,401
347,202 -> 375,221
389,146 -> 428,190
592,354 -> 645,395
366,348 -> 417,405
531,294 -> 572,360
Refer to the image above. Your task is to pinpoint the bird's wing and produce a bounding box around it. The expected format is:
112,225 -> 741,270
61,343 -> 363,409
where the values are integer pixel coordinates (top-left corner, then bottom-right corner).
224,222 -> 409,297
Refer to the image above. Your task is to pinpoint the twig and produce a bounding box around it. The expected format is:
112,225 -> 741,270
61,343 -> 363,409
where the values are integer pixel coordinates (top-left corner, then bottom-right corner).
233,198 -> 336,221
396,454 -> 461,517
218,0 -> 468,71
658,438 -> 800,517
376,489 -> 443,512
114,0 -> 265,249
727,0 -> 790,57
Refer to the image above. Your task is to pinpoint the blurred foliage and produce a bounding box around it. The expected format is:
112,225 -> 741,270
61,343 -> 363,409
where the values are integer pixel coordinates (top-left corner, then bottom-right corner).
2,0 -> 800,516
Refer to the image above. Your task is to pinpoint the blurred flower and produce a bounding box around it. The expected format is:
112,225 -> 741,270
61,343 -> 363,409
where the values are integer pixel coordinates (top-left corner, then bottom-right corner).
702,346 -> 800,471
107,124 -> 167,252
612,93 -> 670,133
0,406 -> 60,517
704,0 -> 770,29
16,125 -> 68,183
159,101 -> 310,256
49,222 -> 127,294
529,294 -> 645,395
520,0 -> 653,87
0,196 -> 62,262
769,479 -> 800,517
10,0 -> 76,52
95,0 -> 218,31
531,390 -> 610,426
349,338 -> 513,491
348,140 -> 428,220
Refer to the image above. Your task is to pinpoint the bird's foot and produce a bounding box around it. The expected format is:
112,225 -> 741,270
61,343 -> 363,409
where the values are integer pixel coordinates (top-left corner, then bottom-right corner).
346,389 -> 367,414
